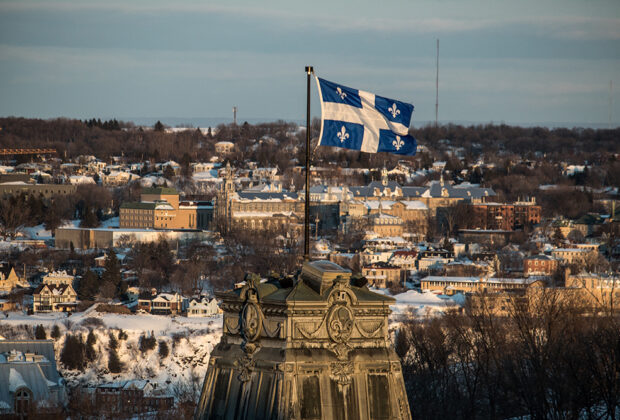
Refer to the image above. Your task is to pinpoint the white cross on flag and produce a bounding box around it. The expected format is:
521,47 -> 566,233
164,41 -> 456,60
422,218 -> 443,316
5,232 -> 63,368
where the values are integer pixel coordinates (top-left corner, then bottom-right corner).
315,77 -> 417,155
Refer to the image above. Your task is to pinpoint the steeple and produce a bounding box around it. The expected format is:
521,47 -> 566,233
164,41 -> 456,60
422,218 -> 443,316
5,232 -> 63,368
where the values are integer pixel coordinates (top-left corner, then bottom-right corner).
381,167 -> 388,186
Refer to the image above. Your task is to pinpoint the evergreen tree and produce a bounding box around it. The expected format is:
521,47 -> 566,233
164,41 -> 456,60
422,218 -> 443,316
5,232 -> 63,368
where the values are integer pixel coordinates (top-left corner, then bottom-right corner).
51,324 -> 61,340
153,120 -> 165,132
80,205 -> 100,227
85,330 -> 97,362
108,348 -> 123,373
158,340 -> 169,359
163,165 -> 175,179
101,249 -> 123,298
108,332 -> 118,350
34,324 -> 46,340
61,334 -> 86,371
79,270 -> 100,301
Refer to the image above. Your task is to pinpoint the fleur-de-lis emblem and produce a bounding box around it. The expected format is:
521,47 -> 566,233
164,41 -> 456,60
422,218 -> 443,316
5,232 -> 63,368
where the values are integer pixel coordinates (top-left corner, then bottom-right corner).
337,126 -> 349,143
388,103 -> 400,119
393,135 -> 404,151
336,87 -> 347,100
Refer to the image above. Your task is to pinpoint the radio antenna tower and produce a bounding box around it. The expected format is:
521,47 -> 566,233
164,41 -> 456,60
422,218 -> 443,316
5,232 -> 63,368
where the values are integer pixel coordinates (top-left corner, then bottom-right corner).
609,80 -> 613,129
233,106 -> 237,125
435,39 -> 439,128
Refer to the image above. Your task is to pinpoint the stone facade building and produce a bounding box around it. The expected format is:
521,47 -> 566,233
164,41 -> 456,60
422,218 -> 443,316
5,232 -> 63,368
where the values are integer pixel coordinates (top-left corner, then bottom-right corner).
215,164 -> 303,233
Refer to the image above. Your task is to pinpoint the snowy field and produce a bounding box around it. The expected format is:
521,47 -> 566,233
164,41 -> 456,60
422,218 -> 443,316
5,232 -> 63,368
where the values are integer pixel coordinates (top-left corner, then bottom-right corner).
1,308 -> 222,392
372,288 -> 465,319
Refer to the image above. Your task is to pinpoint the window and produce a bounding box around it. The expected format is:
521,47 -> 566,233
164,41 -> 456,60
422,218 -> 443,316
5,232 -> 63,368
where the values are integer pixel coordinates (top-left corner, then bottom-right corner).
15,388 -> 31,414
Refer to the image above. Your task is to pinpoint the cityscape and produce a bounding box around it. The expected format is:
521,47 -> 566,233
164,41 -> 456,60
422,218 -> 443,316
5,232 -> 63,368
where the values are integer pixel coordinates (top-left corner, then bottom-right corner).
1,0 -> 619,419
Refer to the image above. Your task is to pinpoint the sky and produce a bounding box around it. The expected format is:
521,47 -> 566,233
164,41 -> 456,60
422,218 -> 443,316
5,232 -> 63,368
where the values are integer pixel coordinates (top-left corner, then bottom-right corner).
0,0 -> 619,126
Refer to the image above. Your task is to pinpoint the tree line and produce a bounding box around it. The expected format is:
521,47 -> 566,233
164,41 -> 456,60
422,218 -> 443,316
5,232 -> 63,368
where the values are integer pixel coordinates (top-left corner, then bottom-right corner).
396,289 -> 620,419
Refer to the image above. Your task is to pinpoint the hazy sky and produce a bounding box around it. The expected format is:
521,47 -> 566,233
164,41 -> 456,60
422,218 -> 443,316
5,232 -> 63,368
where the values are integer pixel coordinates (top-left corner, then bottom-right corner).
1,0 -> 619,126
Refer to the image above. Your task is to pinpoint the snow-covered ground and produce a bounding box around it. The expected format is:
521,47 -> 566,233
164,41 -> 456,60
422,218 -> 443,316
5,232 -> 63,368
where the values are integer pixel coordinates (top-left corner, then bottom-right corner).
372,288 -> 465,319
1,309 -> 222,392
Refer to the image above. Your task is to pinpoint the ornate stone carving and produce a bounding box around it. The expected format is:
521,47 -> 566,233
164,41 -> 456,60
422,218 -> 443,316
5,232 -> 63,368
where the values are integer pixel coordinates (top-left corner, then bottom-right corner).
327,305 -> 354,344
355,319 -> 385,338
224,316 -> 240,334
236,354 -> 256,382
241,302 -> 261,342
330,361 -> 354,385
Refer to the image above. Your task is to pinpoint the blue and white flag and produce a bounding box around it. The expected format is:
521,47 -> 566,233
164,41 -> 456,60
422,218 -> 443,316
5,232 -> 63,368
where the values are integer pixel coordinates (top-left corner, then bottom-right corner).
315,77 -> 417,155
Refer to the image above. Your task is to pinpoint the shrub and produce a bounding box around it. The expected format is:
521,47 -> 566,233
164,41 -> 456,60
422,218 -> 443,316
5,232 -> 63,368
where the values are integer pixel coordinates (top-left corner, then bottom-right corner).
117,329 -> 128,340
139,334 -> 157,353
80,317 -> 105,328
95,304 -> 131,314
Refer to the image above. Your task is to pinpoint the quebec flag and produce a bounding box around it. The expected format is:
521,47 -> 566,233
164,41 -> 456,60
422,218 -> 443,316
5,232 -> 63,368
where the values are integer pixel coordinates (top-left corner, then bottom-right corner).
315,77 -> 417,155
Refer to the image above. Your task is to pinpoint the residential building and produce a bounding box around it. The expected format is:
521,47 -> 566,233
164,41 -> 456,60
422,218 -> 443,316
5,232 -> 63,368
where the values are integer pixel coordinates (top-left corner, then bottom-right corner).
214,141 -> 234,155
32,283 -> 78,313
470,198 -> 541,231
565,273 -> 620,310
138,292 -> 186,315
417,249 -> 454,271
41,270 -> 75,287
551,247 -> 597,265
362,262 -> 401,288
187,297 -> 220,317
523,255 -> 559,277
0,264 -> 26,293
421,275 -> 543,295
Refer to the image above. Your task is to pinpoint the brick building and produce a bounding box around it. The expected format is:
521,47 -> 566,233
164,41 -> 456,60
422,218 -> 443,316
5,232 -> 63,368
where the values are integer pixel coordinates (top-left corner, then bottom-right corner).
470,198 -> 541,230
119,187 -> 212,230
523,254 -> 559,277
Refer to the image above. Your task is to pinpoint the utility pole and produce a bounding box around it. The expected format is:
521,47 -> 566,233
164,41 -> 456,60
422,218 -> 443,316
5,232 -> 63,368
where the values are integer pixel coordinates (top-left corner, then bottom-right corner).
435,39 -> 439,128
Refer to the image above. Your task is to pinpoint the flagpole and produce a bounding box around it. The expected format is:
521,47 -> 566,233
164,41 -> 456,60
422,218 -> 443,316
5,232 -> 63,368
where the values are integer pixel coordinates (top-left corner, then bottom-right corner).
304,66 -> 313,261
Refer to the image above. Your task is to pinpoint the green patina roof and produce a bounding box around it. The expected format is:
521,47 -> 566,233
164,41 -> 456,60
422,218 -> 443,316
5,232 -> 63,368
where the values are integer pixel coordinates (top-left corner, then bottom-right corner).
223,278 -> 397,305
142,187 -> 179,195
120,202 -> 157,210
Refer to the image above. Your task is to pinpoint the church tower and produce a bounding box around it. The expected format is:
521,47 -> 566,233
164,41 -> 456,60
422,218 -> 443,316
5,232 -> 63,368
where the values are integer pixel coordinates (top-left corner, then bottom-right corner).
215,162 -> 235,232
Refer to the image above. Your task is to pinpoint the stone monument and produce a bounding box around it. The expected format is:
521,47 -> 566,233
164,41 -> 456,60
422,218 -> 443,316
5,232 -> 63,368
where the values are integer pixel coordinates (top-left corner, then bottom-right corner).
195,260 -> 411,419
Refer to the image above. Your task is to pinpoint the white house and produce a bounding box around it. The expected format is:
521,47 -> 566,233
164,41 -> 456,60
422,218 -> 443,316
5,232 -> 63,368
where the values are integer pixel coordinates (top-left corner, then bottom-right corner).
186,298 -> 219,317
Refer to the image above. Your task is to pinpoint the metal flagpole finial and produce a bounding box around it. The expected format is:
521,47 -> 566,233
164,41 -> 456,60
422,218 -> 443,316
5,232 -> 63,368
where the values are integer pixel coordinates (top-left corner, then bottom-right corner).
305,66 -> 314,75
